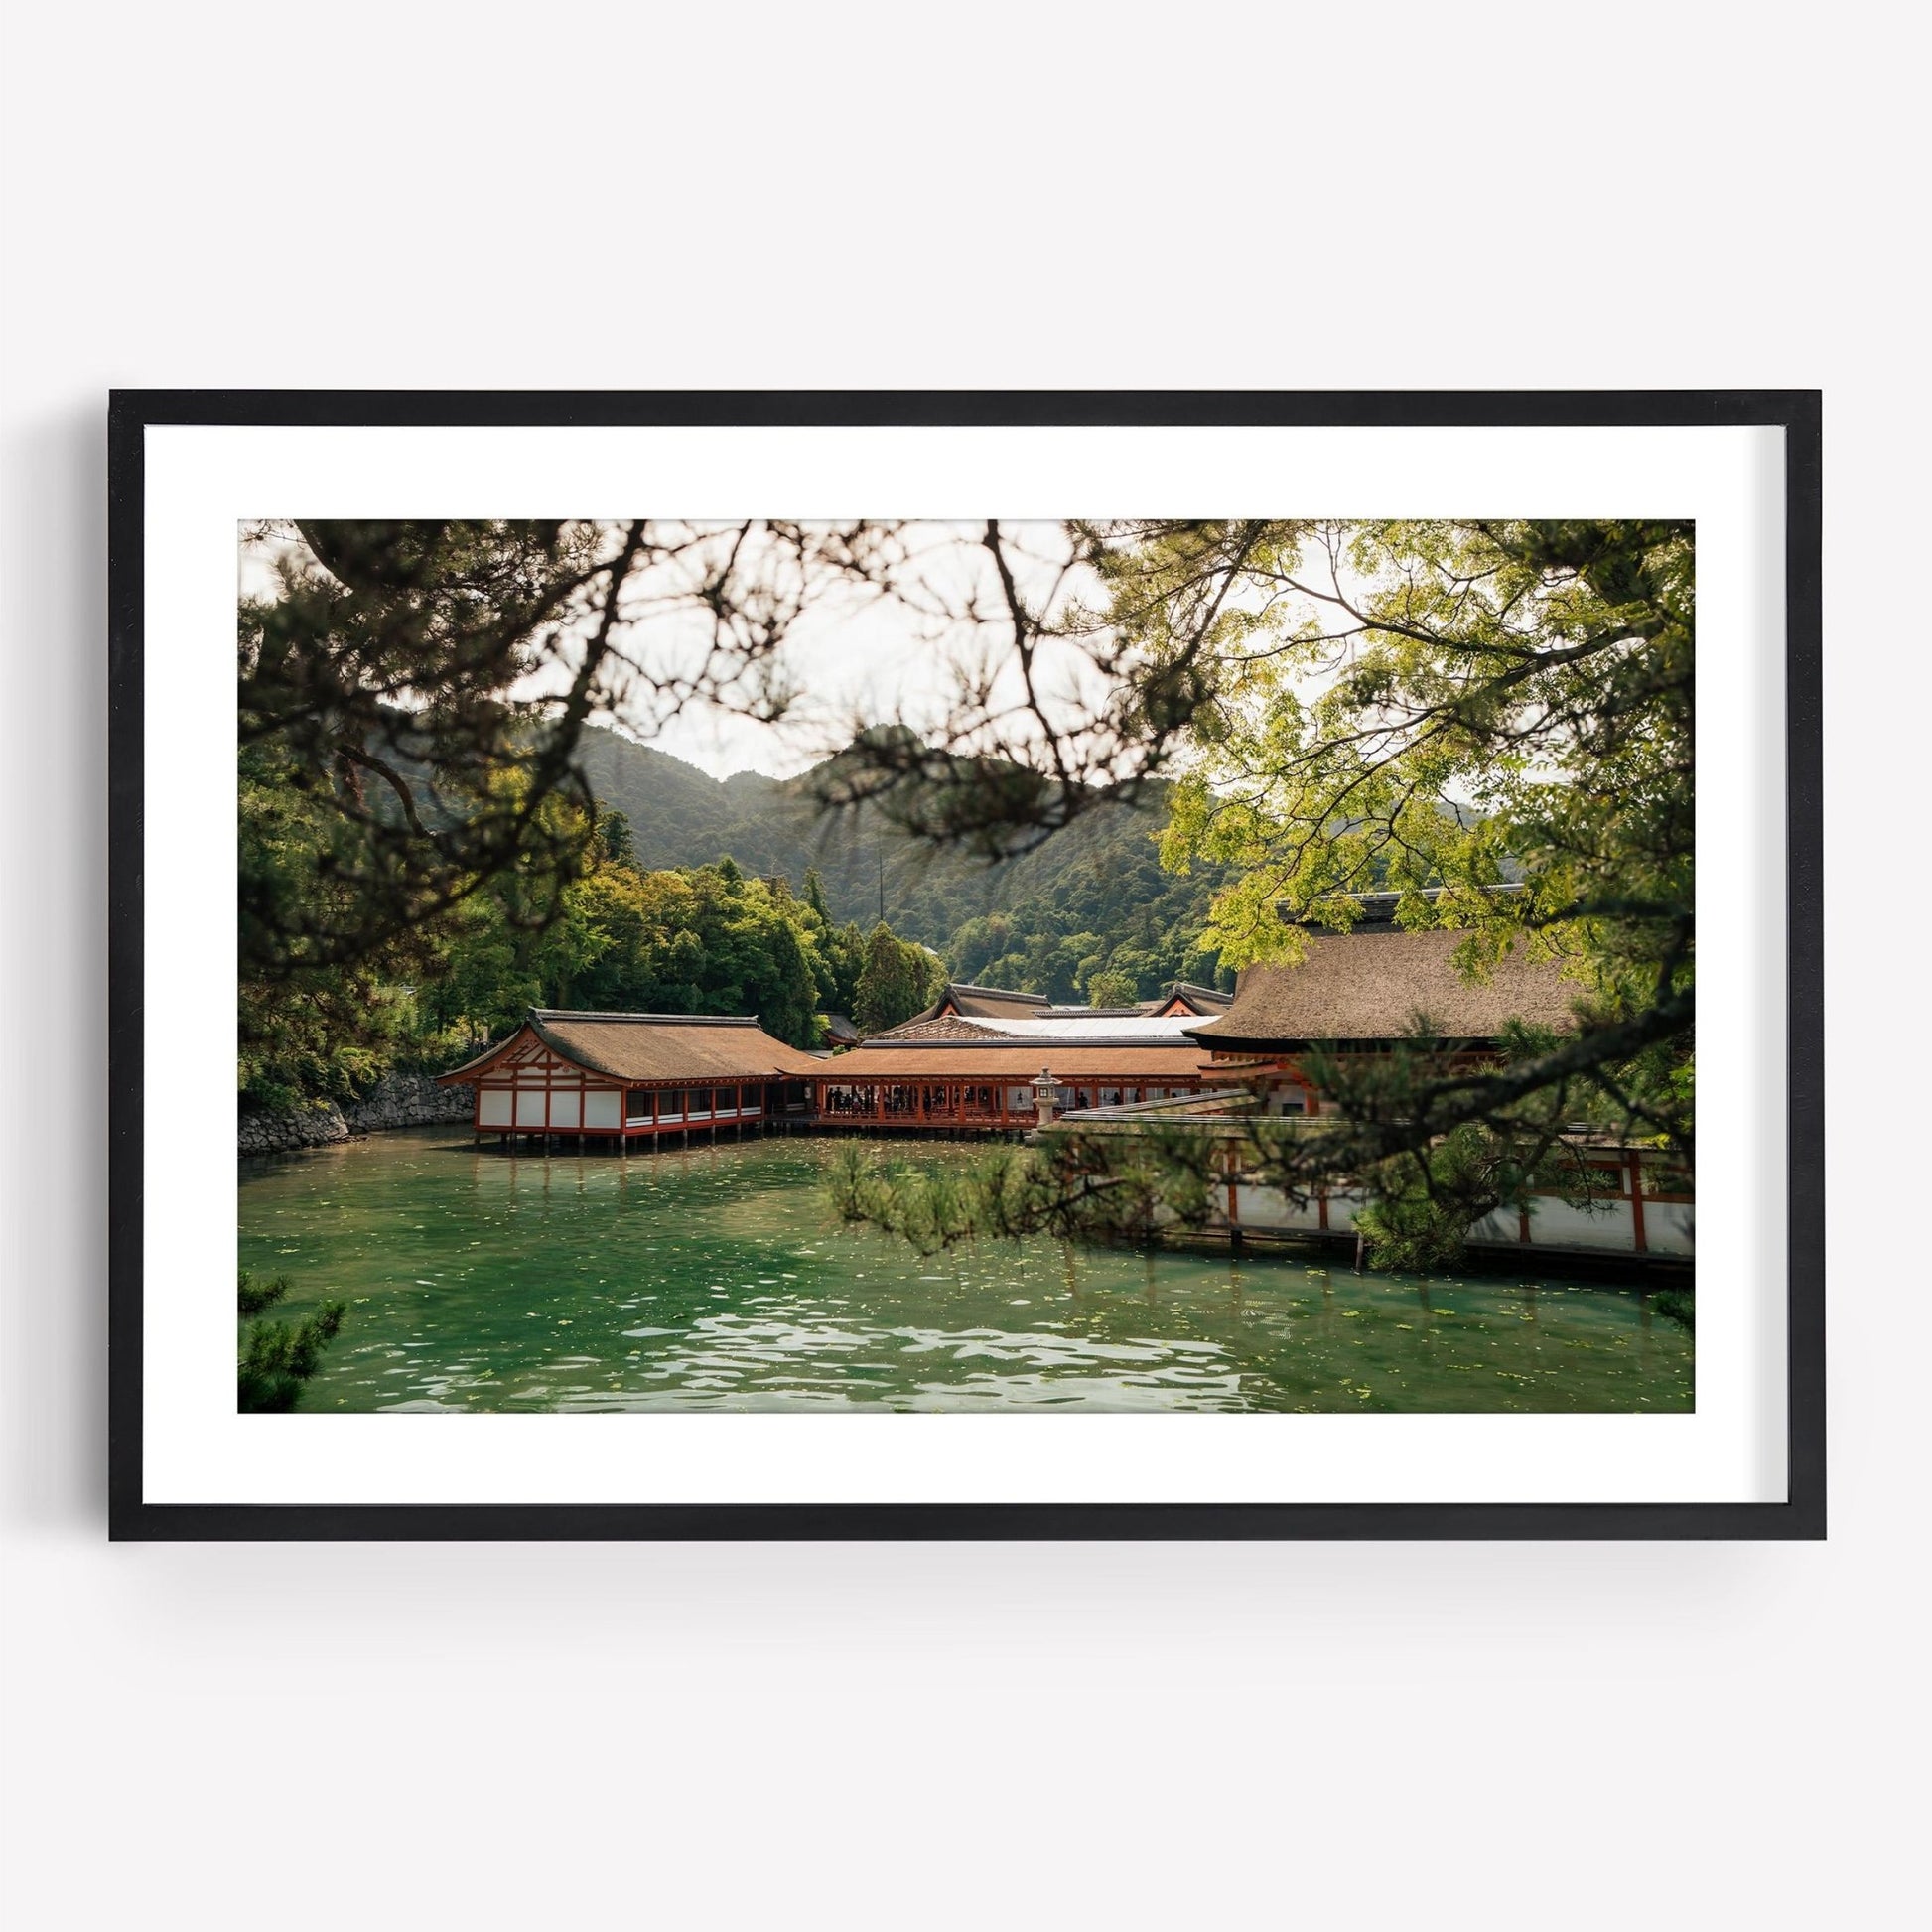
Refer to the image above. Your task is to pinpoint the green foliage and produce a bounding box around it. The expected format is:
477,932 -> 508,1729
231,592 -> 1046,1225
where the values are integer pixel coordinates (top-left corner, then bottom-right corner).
595,808 -> 634,867
577,727 -> 1238,1002
243,827 -> 960,1102
236,519 -> 912,1105
1349,1125 -> 1535,1273
236,1271 -> 288,1317
237,1271 -> 346,1413
243,712 -> 1239,1109
852,923 -> 939,1035
829,1094 -> 1628,1278
826,1127 -> 1224,1256
1152,518 -> 1695,1160
829,1143 -> 1069,1256
546,858 -> 827,1045
1653,1289 -> 1695,1333
240,520 -> 608,983
1085,968 -> 1138,1008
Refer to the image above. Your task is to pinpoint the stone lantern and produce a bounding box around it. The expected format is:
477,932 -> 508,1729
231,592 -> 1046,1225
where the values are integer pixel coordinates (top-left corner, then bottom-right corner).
1032,1066 -> 1062,1126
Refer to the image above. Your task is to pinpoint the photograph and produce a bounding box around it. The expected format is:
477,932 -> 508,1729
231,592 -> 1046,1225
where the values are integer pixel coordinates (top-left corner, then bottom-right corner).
234,513 -> 1697,1419
10,7 -> 1905,1921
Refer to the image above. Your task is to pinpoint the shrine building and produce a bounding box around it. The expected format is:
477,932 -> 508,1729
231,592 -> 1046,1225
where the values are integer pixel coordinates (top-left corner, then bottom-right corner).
436,1009 -> 821,1145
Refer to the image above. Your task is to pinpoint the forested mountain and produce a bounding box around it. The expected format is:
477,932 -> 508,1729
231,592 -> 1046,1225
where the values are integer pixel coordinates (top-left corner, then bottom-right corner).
240,720 -> 1232,1110
574,726 -> 1237,1004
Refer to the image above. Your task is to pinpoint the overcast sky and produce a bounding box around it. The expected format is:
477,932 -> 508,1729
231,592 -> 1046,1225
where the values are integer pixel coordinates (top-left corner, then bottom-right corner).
240,519 -> 1114,783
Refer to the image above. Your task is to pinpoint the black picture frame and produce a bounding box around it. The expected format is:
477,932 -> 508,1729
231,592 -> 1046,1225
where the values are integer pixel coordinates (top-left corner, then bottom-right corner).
107,389 -> 1824,1540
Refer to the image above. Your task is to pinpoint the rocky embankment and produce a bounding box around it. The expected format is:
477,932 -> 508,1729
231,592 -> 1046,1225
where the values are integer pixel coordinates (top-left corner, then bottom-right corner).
238,1073 -> 472,1156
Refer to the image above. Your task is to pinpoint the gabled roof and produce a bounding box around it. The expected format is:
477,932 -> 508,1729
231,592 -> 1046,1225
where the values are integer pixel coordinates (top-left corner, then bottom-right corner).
922,982 -> 1053,1022
439,1009 -> 822,1085
1152,981 -> 1233,1016
910,981 -> 1233,1027
871,1014 -> 1016,1042
1188,929 -> 1580,1048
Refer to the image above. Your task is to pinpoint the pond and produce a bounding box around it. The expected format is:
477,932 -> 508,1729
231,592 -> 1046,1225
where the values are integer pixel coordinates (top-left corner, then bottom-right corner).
237,1128 -> 1694,1414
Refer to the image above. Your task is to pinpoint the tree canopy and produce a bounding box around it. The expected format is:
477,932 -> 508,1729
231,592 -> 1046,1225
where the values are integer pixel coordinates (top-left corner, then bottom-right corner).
822,517 -> 1696,1265
852,923 -> 945,1035
1143,518 -> 1694,1157
238,515 -> 1695,1266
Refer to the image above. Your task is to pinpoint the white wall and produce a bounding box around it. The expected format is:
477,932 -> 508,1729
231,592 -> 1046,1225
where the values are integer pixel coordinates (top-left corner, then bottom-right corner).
0,7 -> 1918,1928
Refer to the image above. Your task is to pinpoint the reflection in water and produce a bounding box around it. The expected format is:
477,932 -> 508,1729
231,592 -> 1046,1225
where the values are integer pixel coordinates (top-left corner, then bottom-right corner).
238,1128 -> 1693,1415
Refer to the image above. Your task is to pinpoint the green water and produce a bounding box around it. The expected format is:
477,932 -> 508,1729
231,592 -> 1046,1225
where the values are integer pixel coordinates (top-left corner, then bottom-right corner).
237,1128 -> 1693,1414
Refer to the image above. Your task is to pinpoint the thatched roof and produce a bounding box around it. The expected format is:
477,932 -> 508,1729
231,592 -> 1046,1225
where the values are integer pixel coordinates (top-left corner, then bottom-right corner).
439,1010 -> 822,1085
1189,929 -> 1580,1048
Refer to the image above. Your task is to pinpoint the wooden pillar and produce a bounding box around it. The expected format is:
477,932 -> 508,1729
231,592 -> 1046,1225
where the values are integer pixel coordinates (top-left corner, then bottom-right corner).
1628,1149 -> 1649,1254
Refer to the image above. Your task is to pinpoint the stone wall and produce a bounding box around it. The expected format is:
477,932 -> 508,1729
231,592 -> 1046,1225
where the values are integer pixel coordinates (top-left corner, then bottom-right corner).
239,1073 -> 472,1156
237,1100 -> 350,1156
345,1072 -> 473,1135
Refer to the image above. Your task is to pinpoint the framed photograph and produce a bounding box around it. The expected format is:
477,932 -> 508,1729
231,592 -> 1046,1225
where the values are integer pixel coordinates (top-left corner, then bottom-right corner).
107,389 -> 1823,1538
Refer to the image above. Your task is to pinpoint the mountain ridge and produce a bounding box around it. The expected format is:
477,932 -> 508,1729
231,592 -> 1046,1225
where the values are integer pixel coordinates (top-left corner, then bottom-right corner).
571,724 -> 1234,1000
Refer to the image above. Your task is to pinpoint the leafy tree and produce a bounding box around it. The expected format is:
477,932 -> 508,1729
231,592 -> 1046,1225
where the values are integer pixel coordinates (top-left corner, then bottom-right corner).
825,518 -> 1694,1266
826,1098 -> 1622,1275
829,1130 -> 1218,1257
818,918 -> 870,1018
852,923 -> 933,1034
238,519 -> 896,1103
810,518 -> 1691,1166
238,515 -> 1694,1271
240,520 -> 612,982
240,518 -> 893,977
237,1272 -> 346,1413
1086,968 -> 1138,1008
538,859 -> 827,1045
595,807 -> 635,868
1147,518 -> 1695,1173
